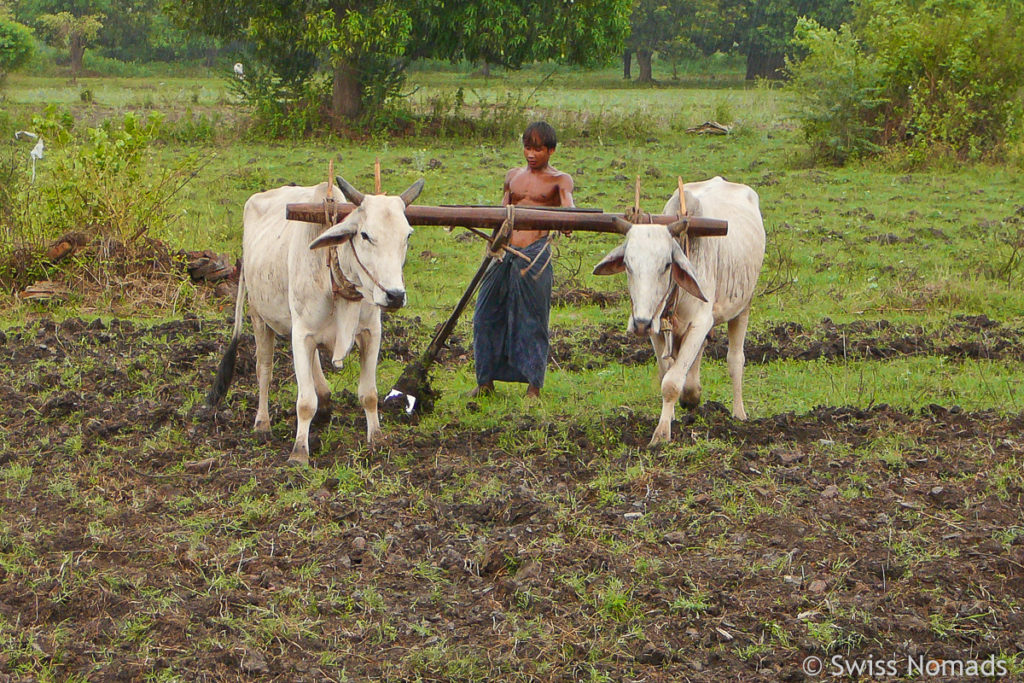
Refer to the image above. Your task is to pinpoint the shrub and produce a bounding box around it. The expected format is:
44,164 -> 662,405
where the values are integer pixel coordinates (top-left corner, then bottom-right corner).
0,16 -> 34,81
228,65 -> 329,139
786,18 -> 887,164
860,0 -> 1024,161
0,106 -> 199,290
787,0 -> 1024,164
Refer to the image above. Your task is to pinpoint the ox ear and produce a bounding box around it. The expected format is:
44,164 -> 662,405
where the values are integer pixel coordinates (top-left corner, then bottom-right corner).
671,241 -> 708,302
593,243 -> 627,276
335,175 -> 365,206
400,178 -> 425,206
309,221 -> 357,250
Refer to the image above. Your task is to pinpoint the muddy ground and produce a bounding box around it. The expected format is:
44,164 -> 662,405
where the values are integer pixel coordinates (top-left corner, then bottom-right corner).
1,314 -> 1023,681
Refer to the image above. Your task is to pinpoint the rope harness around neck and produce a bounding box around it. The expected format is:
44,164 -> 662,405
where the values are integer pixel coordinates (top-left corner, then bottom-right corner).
656,221 -> 695,365
321,199 -> 391,303
329,248 -> 363,302
330,239 -> 390,303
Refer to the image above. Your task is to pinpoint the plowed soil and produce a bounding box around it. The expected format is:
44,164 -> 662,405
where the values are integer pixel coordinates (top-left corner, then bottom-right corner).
1,315 -> 1022,681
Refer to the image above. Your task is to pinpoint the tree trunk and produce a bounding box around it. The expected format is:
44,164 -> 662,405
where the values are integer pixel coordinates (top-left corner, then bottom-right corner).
69,35 -> 85,78
331,61 -> 362,126
623,50 -> 632,79
636,50 -> 653,83
480,61 -> 490,77
744,47 -> 786,80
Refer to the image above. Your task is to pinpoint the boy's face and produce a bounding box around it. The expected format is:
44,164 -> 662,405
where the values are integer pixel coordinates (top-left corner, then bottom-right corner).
523,142 -> 553,170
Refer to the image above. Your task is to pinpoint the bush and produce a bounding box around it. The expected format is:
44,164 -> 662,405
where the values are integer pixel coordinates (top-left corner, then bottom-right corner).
228,65 -> 329,139
0,16 -> 34,80
787,0 -> 1024,164
0,106 -> 199,290
866,0 -> 1024,161
786,18 -> 887,164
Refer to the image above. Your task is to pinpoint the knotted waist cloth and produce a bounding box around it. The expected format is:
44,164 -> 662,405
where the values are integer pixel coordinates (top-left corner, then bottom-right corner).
472,238 -> 553,388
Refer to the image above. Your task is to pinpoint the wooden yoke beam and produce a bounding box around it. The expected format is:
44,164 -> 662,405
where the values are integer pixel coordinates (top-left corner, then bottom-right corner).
285,202 -> 728,237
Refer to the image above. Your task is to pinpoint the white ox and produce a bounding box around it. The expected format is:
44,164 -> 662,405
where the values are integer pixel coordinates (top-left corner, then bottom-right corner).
208,176 -> 424,465
593,176 -> 765,445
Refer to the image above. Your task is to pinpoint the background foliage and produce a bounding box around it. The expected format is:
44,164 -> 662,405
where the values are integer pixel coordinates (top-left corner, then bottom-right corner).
0,107 -> 199,289
0,12 -> 33,80
167,0 -> 631,127
787,0 -> 1024,164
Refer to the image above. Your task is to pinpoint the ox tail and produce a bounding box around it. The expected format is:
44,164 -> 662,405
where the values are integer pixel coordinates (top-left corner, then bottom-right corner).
207,266 -> 246,406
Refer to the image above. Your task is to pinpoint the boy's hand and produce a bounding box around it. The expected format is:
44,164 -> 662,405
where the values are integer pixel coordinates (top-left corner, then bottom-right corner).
559,230 -> 572,238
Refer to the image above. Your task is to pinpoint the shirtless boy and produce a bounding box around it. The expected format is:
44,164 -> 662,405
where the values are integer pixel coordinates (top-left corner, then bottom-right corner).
471,121 -> 575,398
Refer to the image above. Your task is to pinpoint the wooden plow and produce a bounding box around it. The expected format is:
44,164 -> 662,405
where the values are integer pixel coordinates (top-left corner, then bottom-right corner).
284,174 -> 728,413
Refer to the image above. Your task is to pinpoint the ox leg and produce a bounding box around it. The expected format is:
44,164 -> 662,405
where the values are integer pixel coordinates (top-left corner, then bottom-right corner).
680,338 -> 707,409
251,316 -> 275,436
355,328 -> 382,445
288,331 -> 318,466
727,308 -> 751,420
311,349 -> 333,422
650,332 -> 671,381
651,312 -> 714,446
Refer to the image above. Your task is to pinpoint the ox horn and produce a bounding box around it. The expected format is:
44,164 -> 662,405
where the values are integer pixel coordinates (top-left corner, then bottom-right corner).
612,216 -> 633,234
668,218 -> 689,237
335,175 -> 365,206
400,178 -> 425,206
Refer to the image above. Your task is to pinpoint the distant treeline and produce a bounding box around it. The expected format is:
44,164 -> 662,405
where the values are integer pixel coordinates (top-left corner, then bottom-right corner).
9,0 -> 229,64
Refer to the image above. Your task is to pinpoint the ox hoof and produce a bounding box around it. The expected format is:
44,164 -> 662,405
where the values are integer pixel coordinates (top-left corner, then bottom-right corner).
312,400 -> 333,426
648,429 -> 671,448
254,429 -> 273,444
680,388 -> 701,410
286,451 -> 310,467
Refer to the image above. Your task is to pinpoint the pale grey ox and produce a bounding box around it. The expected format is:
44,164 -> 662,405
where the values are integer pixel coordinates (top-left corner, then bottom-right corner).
593,176 -> 765,445
208,176 -> 424,465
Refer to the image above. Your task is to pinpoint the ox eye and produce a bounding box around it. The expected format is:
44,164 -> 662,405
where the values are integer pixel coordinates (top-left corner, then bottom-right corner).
360,231 -> 373,243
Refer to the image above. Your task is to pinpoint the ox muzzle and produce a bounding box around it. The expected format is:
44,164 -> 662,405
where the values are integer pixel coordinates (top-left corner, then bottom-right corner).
630,316 -> 658,338
382,288 -> 407,311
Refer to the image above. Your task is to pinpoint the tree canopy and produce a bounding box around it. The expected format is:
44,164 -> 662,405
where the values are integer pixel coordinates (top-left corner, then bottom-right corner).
35,10 -> 104,76
168,0 -> 631,125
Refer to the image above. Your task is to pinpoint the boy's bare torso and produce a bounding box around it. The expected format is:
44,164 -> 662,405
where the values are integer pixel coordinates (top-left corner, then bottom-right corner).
503,165 -> 574,248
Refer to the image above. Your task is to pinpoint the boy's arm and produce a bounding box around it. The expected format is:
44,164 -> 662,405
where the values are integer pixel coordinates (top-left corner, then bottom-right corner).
558,174 -> 575,235
558,175 -> 575,208
501,169 -> 514,206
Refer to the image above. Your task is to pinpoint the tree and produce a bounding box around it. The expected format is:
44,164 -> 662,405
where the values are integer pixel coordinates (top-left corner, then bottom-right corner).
35,10 -> 104,76
626,0 -> 680,82
94,0 -> 215,62
624,0 -> 737,83
16,0 -> 220,65
726,0 -> 851,79
169,0 -> 630,126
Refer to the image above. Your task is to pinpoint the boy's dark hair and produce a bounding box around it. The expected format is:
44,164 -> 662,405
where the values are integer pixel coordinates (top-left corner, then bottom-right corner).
522,121 -> 557,149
